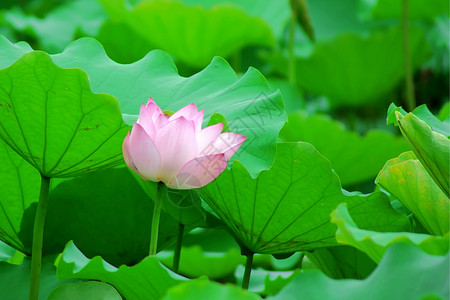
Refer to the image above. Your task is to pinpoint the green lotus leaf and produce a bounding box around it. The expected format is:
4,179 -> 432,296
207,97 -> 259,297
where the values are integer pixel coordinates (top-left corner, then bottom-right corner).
0,256 -> 71,300
4,0 -> 106,53
159,245 -> 244,279
331,204 -> 449,263
0,35 -> 285,176
393,108 -> 449,196
305,246 -> 376,279
235,266 -> 300,296
269,243 -> 450,300
0,139 -> 40,253
359,0 -> 449,21
162,279 -> 262,300
279,111 -> 409,185
47,281 -> 122,300
180,0 -> 290,40
376,151 -> 449,235
200,142 -> 410,254
57,241 -> 186,300
271,26 -> 429,107
0,51 -> 129,178
98,0 -> 275,67
158,227 -> 254,279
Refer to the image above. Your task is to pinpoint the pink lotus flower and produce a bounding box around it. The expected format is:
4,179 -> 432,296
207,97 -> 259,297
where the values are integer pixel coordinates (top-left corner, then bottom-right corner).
123,98 -> 246,189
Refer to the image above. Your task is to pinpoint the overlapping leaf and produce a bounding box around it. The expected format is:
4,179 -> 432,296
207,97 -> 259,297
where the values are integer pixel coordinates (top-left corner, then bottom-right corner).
0,257 -> 70,300
270,243 -> 450,300
0,139 -> 39,253
48,282 -> 122,300
376,151 -> 449,235
57,241 -> 186,300
158,228 -> 247,279
0,50 -> 129,177
159,246 -> 244,279
305,246 -> 376,279
162,279 -> 262,300
279,111 -> 409,185
331,204 -> 449,263
180,0 -> 290,40
98,0 -> 275,67
200,142 -> 410,254
234,266 -> 300,296
0,35 -> 285,176
4,0 -> 106,52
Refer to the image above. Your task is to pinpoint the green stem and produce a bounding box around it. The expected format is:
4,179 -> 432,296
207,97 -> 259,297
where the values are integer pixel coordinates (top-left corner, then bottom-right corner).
242,252 -> 254,290
172,223 -> 184,273
288,7 -> 297,85
402,0 -> 416,111
29,175 -> 50,300
149,182 -> 164,256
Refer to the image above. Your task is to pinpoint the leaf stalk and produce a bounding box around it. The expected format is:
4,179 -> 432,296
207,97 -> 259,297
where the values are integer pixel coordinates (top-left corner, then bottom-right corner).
29,175 -> 50,300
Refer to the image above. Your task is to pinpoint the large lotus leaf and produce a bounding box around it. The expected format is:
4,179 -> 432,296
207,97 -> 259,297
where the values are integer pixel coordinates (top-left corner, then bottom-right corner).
0,138 -> 40,253
162,279 -> 261,300
269,243 -> 450,300
267,79 -> 304,113
98,0 -> 275,67
376,151 -> 449,235
331,204 -> 449,263
279,111 -> 409,185
200,142 -> 410,254
0,36 -> 285,177
393,109 -> 449,196
0,257 -> 71,300
0,51 -> 129,178
305,246 -> 376,279
271,26 -> 429,107
96,18 -> 150,64
180,0 -> 290,40
159,245 -> 244,280
47,281 -> 122,300
359,0 -> 449,21
4,0 -> 106,53
158,227 -> 262,279
57,241 -> 186,300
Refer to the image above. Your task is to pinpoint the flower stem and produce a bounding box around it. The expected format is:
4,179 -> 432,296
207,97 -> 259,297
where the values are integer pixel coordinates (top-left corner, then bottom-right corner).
149,182 -> 164,256
242,252 -> 254,290
288,6 -> 297,85
172,222 -> 184,273
402,0 -> 416,111
29,175 -> 50,300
